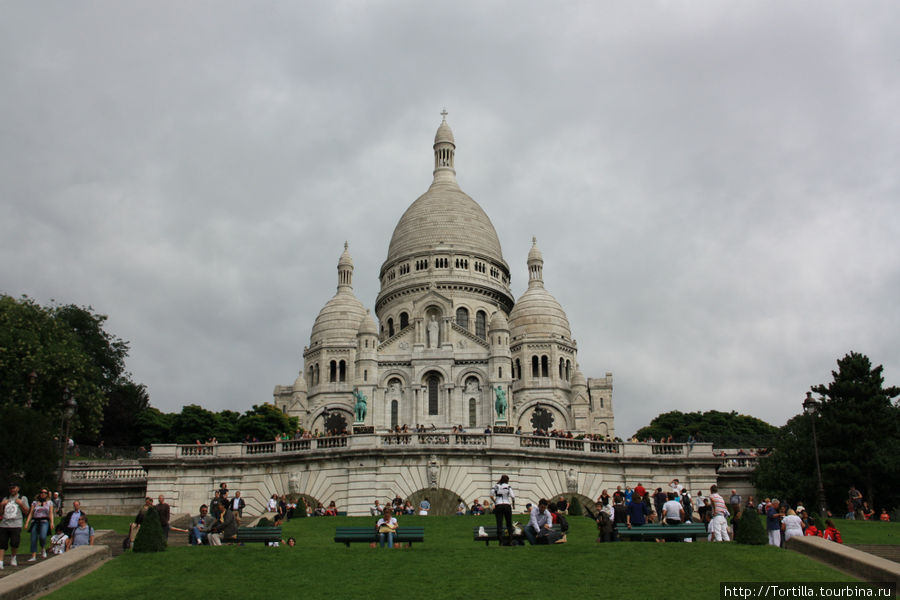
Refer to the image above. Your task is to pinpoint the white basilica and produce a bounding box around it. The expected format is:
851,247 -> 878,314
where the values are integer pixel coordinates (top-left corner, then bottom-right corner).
274,115 -> 615,438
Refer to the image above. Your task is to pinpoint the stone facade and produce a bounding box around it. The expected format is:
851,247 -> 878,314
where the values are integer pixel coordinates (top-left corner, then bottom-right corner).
273,114 -> 615,438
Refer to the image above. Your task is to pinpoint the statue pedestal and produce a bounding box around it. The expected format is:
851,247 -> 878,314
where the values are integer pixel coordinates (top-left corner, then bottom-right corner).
494,420 -> 508,427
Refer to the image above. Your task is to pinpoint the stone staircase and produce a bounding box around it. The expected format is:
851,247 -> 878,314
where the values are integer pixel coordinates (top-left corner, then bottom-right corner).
848,545 -> 900,564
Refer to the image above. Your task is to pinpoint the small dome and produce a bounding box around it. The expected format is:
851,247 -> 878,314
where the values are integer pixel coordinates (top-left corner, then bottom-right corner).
527,237 -> 543,262
310,291 -> 367,347
435,114 -> 455,144
509,286 -> 572,341
338,241 -> 353,268
571,368 -> 587,388
293,372 -> 308,393
358,310 -> 378,336
489,310 -> 509,331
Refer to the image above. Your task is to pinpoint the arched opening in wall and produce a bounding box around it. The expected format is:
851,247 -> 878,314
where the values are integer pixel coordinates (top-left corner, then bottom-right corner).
390,400 -> 398,429
515,358 -> 521,380
426,373 -> 440,415
475,311 -> 486,339
329,361 -> 337,383
554,493 -> 595,517
541,355 -> 549,378
597,422 -> 608,437
455,307 -> 469,329
468,397 -> 477,428
531,355 -> 539,378
308,366 -> 314,385
314,364 -> 320,385
566,360 -> 571,380
286,494 -> 322,516
425,307 -> 442,348
399,312 -> 409,330
387,318 -> 394,337
364,369 -> 368,382
339,360 -> 346,382
559,358 -> 564,379
406,488 -> 463,516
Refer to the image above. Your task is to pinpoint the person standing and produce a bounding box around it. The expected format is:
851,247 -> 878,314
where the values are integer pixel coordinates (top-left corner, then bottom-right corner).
156,495 -> 171,539
490,475 -> 516,545
729,489 -> 742,518
782,509 -> 805,542
766,499 -> 784,547
0,483 -> 29,569
61,501 -> 86,536
24,488 -> 54,561
708,485 -> 730,542
231,491 -> 245,519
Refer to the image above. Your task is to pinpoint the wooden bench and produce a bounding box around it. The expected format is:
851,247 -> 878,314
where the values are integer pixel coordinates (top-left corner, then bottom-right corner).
334,527 -> 425,547
473,524 -> 562,545
236,526 -> 283,545
615,522 -> 707,542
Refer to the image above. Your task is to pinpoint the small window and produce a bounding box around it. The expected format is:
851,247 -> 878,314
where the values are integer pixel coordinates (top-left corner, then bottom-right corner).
339,360 -> 347,382
388,318 -> 394,337
475,311 -> 486,339
364,369 -> 368,382
456,307 -> 469,329
329,360 -> 337,383
400,312 -> 409,329
428,375 -> 440,415
498,366 -> 503,378
541,355 -> 549,378
532,356 -> 539,378
469,398 -> 477,428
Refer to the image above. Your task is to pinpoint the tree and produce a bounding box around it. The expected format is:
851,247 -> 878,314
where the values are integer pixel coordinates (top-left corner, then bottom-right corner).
132,507 -> 166,553
237,404 -> 298,441
0,295 -> 107,436
755,352 -> 900,512
100,382 -> 151,446
633,410 -> 777,447
0,405 -> 59,494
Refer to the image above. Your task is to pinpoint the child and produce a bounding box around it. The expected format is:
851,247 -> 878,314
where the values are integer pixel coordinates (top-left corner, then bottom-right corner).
822,519 -> 842,543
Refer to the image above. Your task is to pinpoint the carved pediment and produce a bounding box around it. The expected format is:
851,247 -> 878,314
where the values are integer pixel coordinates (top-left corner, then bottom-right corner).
412,289 -> 453,313
378,326 -> 414,352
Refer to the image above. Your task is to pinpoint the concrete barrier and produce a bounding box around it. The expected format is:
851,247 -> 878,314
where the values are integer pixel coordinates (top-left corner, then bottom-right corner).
0,544 -> 110,600
786,535 -> 900,587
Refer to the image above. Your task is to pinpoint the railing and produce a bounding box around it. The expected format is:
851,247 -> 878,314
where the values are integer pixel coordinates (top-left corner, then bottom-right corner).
181,445 -> 216,457
720,456 -> 758,469
651,443 -> 684,455
151,438 -> 714,460
66,465 -> 147,482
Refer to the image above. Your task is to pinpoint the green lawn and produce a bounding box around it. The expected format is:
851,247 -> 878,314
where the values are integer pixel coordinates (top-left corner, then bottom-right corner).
42,514 -> 866,600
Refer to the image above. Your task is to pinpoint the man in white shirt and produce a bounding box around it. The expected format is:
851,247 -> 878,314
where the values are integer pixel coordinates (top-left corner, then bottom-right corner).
662,492 -> 686,525
524,499 -> 556,545
370,499 -> 382,516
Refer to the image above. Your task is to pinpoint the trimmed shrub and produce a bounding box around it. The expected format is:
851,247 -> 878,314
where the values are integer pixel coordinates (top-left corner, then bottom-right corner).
568,496 -> 583,517
132,507 -> 167,553
296,496 -> 307,518
734,510 -> 766,545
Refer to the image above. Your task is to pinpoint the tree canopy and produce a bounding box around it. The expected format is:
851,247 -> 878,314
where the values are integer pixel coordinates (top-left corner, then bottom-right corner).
633,409 -> 777,447
754,352 -> 900,512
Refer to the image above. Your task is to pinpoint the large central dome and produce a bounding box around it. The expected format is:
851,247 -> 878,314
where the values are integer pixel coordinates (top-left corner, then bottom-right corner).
384,113 -> 505,267
385,181 -> 504,264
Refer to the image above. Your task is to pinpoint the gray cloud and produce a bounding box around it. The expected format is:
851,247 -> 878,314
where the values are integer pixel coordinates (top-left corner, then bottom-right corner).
2,1 -> 898,437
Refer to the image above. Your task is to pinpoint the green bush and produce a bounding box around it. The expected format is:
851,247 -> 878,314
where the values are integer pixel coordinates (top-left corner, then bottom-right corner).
132,507 -> 167,553
568,496 -> 583,517
734,510 -> 766,545
296,496 -> 307,518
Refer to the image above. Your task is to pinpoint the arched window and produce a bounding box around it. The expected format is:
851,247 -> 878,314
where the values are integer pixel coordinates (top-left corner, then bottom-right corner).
427,374 -> 440,415
456,307 -> 469,329
387,318 -> 394,337
364,369 -> 368,382
339,360 -> 346,382
314,364 -> 320,385
399,312 -> 409,330
541,355 -> 549,378
515,359 -> 521,380
565,360 -> 571,381
469,398 -> 477,428
391,400 -> 399,429
308,365 -> 314,384
559,358 -> 564,379
475,311 -> 486,339
532,356 -> 539,378
329,360 -> 337,383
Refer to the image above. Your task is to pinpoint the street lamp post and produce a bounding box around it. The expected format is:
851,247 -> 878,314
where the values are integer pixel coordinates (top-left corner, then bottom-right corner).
803,391 -> 828,517
57,388 -> 77,498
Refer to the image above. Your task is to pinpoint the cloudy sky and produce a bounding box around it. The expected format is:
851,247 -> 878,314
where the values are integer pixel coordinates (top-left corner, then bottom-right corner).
3,1 -> 898,438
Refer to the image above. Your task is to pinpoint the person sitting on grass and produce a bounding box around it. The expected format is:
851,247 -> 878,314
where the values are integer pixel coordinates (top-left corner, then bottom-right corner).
49,523 -> 68,555
547,502 -> 568,543
822,519 -> 842,544
470,500 -> 483,515
325,501 -> 338,516
879,509 -> 891,522
524,499 -> 561,544
375,507 -> 398,549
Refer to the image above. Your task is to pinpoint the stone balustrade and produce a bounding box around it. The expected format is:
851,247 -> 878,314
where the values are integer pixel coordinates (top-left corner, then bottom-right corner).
146,435 -> 714,459
64,464 -> 147,483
